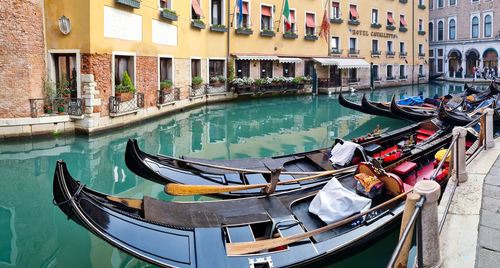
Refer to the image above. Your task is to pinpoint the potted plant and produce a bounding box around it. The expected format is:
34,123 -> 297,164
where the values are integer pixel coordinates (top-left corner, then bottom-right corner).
160,80 -> 173,92
292,77 -> 302,85
192,76 -> 203,89
42,76 -> 55,114
115,71 -> 136,101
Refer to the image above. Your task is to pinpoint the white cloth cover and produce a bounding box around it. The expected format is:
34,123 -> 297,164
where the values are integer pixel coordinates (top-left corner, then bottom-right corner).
309,178 -> 372,224
329,141 -> 359,166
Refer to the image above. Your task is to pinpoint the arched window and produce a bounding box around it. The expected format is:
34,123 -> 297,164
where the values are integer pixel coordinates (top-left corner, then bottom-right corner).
472,16 -> 479,38
485,15 -> 492,37
429,22 -> 434,41
449,19 -> 456,40
438,21 -> 444,40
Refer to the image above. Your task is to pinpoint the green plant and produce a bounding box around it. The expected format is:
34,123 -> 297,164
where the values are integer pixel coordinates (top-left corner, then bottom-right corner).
254,78 -> 264,85
160,80 -> 173,89
122,71 -> 135,92
306,34 -> 316,38
212,24 -> 226,28
217,75 -> 227,82
115,84 -> 132,93
263,29 -> 274,33
237,27 -> 252,31
163,9 -> 177,15
292,77 -> 302,84
193,19 -> 205,25
209,76 -> 219,83
192,76 -> 203,85
63,88 -> 71,95
228,61 -> 235,81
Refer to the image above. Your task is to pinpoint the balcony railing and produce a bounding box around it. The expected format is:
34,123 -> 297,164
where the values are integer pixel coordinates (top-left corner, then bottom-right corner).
318,78 -> 341,88
349,49 -> 359,55
157,88 -> 180,105
109,93 -> 144,115
418,30 -> 426,35
29,97 -> 83,118
387,51 -> 396,57
400,52 -> 408,57
371,50 -> 381,56
400,75 -> 408,80
331,48 -> 343,55
233,82 -> 307,95
387,76 -> 395,81
190,84 -> 207,98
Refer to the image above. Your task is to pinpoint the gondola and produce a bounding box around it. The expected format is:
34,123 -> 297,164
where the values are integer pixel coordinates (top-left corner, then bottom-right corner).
438,94 -> 500,126
338,91 -> 365,113
464,83 -> 481,95
429,72 -> 444,80
53,131 -> 457,268
390,95 -> 437,122
360,94 -> 399,119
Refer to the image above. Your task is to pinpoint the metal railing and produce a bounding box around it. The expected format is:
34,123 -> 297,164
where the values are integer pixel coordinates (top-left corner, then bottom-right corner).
233,83 -> 307,95
109,92 -> 144,114
190,84 -> 207,98
29,97 -> 83,118
318,78 -> 341,88
206,83 -> 228,95
158,88 -> 180,105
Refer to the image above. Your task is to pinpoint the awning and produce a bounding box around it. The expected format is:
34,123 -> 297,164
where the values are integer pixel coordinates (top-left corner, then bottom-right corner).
333,2 -> 339,8
313,58 -> 370,69
236,2 -> 249,14
261,6 -> 271,17
387,12 -> 394,24
192,0 -> 204,16
400,15 -> 407,26
279,57 -> 302,63
350,5 -> 359,18
236,55 -> 279,61
306,13 -> 316,28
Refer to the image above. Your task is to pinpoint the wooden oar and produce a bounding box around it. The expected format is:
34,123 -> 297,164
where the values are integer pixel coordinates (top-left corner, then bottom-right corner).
226,190 -> 411,255
165,165 -> 357,196
157,153 -> 338,175
467,103 -> 492,117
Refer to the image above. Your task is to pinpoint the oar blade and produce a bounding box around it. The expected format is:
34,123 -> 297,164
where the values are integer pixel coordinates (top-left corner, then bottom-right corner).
165,183 -> 265,196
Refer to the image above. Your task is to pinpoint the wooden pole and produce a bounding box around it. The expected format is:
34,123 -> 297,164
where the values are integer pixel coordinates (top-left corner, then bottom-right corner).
395,193 -> 421,268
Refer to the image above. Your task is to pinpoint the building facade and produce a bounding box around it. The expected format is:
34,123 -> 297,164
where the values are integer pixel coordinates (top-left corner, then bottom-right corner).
429,0 -> 500,79
0,0 -> 429,138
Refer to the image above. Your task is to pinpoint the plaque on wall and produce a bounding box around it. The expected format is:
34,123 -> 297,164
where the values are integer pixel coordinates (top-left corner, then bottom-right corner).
104,6 -> 142,42
152,19 -> 178,46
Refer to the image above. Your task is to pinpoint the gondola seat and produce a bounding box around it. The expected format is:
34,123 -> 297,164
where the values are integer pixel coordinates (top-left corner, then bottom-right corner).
364,144 -> 382,156
416,129 -> 435,136
393,161 -> 417,177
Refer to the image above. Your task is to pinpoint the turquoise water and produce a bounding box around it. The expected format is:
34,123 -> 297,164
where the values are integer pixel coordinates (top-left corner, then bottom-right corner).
0,82 -> 470,267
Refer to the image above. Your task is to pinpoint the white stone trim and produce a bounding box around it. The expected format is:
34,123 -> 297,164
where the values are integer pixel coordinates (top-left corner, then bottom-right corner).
304,11 -> 317,35
482,11 -> 494,38
206,57 -> 227,82
209,0 -> 225,26
259,3 -> 273,31
447,16 -> 457,40
157,54 -> 175,90
47,49 -> 82,98
111,51 -> 137,95
470,13 -> 481,39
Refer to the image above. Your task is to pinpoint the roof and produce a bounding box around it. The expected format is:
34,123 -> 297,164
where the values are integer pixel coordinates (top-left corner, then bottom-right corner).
313,58 -> 370,69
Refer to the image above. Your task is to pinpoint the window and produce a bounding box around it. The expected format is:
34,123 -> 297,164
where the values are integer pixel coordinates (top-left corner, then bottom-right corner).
429,22 -> 434,41
191,58 -> 201,79
429,0 -> 433,9
472,16 -> 479,38
400,15 -> 407,28
485,15 -> 492,37
304,61 -> 314,77
332,2 -> 340,19
283,63 -> 295,77
438,59 -> 443,73
331,36 -> 340,51
372,39 -> 379,54
419,65 -> 424,75
438,21 -> 443,40
211,0 -> 223,25
438,0 -> 443,8
449,0 -> 456,6
429,49 -> 434,58
371,9 -> 379,24
261,4 -> 272,31
284,9 -> 296,33
387,65 -> 393,79
449,19 -> 456,40
419,0 -> 424,5
387,40 -> 394,52
236,60 -> 250,78
260,60 -> 273,78
114,54 -> 135,89
160,0 -> 172,10
53,53 -> 78,97
418,19 -> 424,31
400,65 -> 406,78
236,1 -> 249,28
419,44 -> 424,55
159,57 -> 173,84
306,13 -> 316,35
192,0 -> 203,20
349,69 -> 357,81
438,49 -> 443,57
349,37 -> 357,52
209,59 -> 224,78
349,4 -> 359,21
387,12 -> 394,25
373,65 -> 379,80
400,42 -> 406,53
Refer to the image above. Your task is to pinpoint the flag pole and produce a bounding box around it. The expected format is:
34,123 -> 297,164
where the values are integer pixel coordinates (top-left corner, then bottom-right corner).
276,0 -> 286,33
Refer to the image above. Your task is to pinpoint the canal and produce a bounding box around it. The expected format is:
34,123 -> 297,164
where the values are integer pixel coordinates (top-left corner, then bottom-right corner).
0,82 -> 476,267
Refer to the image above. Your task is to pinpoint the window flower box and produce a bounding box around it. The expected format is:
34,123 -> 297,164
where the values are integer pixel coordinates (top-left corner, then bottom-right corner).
371,50 -> 381,56
283,32 -> 298,39
330,18 -> 343,24
305,35 -> 318,41
418,4 -> 426,9
399,0 -> 408,3
399,27 -> 408,32
260,30 -> 275,37
371,23 -> 382,28
400,52 -> 407,57
418,30 -> 426,35
210,25 -> 228,32
161,10 -> 178,21
116,0 -> 140,9
236,27 -> 253,35
419,53 -> 426,58
348,20 -> 360,26
387,51 -> 396,57
331,49 -> 343,55
386,25 -> 396,30
191,20 -> 205,29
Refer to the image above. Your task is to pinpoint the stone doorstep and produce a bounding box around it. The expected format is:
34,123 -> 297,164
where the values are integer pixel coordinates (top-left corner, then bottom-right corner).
0,115 -> 71,127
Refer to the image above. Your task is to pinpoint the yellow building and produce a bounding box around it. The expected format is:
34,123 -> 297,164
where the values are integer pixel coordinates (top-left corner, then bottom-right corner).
38,0 -> 428,133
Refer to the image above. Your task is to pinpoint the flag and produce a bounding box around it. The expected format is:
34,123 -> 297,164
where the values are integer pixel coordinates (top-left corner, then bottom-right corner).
237,0 -> 243,25
319,9 -> 330,43
283,0 -> 291,32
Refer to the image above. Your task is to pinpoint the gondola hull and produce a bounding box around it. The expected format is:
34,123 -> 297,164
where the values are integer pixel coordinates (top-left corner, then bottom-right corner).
361,94 -> 400,119
390,95 -> 437,122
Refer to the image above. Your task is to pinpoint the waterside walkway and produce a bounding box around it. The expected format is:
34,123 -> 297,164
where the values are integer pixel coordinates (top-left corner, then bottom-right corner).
439,137 -> 500,267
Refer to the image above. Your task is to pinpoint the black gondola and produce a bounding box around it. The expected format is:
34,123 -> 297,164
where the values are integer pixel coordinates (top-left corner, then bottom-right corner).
438,94 -> 500,126
390,95 -> 437,122
360,94 -> 399,119
429,72 -> 444,80
338,91 -> 365,113
125,119 -> 450,197
54,131 -> 456,268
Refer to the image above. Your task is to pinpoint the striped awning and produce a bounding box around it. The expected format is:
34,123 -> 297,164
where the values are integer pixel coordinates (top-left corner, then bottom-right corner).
236,55 -> 279,61
278,57 -> 302,63
313,58 -> 370,69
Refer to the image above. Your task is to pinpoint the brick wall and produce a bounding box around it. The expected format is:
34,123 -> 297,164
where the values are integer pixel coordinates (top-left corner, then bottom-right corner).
81,54 -> 111,116
0,0 -> 45,118
136,56 -> 158,108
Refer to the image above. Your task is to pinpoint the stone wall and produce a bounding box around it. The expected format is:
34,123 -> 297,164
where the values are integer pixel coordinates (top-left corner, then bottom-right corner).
81,54 -> 111,116
0,0 -> 45,118
136,56 -> 158,108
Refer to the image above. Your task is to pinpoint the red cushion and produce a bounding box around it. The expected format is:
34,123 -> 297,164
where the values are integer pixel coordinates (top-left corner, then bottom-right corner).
416,134 -> 428,141
374,145 -> 398,158
416,129 -> 435,136
394,161 -> 417,175
465,141 -> 473,148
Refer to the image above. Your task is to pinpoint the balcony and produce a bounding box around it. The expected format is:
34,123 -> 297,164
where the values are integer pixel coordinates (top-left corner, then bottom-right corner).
210,25 -> 228,32
419,53 -> 426,58
330,18 -> 343,24
283,32 -> 298,39
29,97 -> 83,118
400,75 -> 408,80
349,49 -> 359,55
399,27 -> 408,32
400,52 -> 407,57
371,23 -> 382,29
331,48 -> 343,55
191,20 -> 206,29
260,30 -> 275,37
371,50 -> 381,57
418,4 -> 426,9
157,88 -> 180,106
161,10 -> 178,21
305,35 -> 318,41
190,84 -> 206,99
387,51 -> 396,57
348,20 -> 360,26
386,25 -> 396,30
418,30 -> 426,35
109,93 -> 144,116
387,76 -> 395,81
115,0 -> 140,9
235,27 -> 253,35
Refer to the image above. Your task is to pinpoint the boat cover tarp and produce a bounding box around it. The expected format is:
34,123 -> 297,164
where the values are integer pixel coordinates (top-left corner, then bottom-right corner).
397,96 -> 424,105
309,178 -> 371,224
329,141 -> 361,166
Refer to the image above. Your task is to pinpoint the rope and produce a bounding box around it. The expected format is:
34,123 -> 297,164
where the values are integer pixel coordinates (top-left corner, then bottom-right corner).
53,182 -> 85,207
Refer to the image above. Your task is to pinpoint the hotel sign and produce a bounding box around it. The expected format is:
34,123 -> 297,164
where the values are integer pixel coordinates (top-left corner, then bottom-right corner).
351,30 -> 397,39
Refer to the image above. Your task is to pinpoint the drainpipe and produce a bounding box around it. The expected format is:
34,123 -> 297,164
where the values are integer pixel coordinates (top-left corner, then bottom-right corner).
411,0 -> 415,85
226,0 -> 231,91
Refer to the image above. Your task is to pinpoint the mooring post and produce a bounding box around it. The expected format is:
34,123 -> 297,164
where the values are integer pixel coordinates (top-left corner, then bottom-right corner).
452,126 -> 468,183
414,180 -> 442,268
485,108 -> 494,149
395,193 -> 421,268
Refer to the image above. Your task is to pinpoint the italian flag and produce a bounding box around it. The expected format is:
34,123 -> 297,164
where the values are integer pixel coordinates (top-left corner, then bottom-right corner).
283,0 -> 291,32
